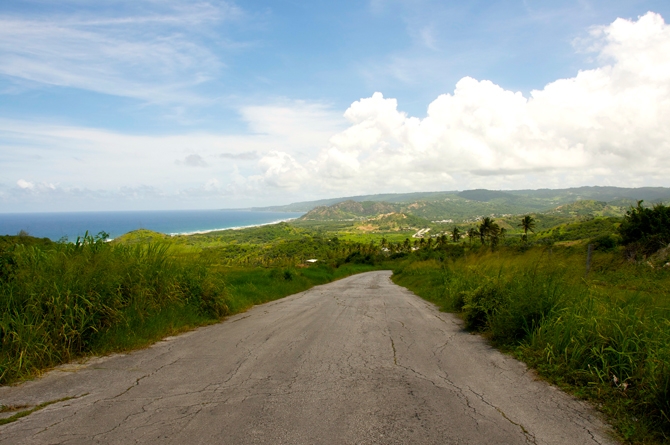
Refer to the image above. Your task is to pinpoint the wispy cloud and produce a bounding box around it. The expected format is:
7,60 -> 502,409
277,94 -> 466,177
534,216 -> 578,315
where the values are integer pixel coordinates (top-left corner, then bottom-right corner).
0,1 -> 242,104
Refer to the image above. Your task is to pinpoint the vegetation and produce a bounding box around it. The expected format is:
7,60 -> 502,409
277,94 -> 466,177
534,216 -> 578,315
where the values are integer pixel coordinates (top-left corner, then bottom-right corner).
0,230 -> 382,385
3,192 -> 670,443
385,203 -> 670,444
263,186 -> 670,222
392,245 -> 670,444
519,215 -> 535,242
618,201 -> 670,257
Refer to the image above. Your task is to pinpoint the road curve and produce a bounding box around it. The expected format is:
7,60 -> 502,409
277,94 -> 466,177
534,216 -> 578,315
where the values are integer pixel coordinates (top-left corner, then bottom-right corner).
0,271 -> 617,444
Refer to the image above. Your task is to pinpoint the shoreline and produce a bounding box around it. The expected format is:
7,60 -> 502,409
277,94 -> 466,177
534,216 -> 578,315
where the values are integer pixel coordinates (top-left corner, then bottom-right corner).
167,217 -> 300,237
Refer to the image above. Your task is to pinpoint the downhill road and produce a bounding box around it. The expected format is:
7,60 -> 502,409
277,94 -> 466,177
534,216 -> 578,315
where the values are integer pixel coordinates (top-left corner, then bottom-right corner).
0,271 -> 617,444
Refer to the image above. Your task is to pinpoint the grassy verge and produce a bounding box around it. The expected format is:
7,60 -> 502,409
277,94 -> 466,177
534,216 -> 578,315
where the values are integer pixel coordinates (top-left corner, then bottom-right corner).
392,246 -> 670,444
0,232 -> 381,385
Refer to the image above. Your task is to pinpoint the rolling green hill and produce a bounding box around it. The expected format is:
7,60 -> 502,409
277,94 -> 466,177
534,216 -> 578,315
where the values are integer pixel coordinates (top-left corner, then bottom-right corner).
263,187 -> 670,223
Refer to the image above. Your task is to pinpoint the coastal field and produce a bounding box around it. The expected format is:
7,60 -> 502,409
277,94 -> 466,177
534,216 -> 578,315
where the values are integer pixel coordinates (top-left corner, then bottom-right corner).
2,195 -> 669,443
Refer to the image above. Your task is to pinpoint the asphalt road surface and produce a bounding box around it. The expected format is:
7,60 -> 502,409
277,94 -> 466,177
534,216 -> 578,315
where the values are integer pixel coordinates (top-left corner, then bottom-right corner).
0,271 -> 617,444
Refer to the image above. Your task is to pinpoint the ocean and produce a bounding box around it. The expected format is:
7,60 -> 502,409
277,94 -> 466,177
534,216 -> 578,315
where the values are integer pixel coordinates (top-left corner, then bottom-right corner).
0,209 -> 305,241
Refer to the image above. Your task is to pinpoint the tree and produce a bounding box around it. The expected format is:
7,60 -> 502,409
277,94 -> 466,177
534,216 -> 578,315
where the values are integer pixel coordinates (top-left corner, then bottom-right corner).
479,217 -> 494,245
450,227 -> 461,243
467,228 -> 477,245
489,223 -> 501,251
518,215 -> 535,243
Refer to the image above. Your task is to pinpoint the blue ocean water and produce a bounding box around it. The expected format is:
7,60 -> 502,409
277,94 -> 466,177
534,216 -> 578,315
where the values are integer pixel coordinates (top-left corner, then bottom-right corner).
0,210 -> 304,241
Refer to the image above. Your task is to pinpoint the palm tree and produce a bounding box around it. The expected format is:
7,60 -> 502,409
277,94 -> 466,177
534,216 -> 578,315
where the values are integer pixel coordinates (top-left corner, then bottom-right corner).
479,217 -> 494,244
403,238 -> 410,252
489,223 -> 501,251
451,227 -> 461,243
467,228 -> 477,245
518,215 -> 536,242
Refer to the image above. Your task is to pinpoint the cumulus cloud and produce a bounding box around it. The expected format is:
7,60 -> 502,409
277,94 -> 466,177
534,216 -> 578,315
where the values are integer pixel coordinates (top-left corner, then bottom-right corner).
15,179 -> 56,191
3,12 -> 670,211
17,179 -> 34,189
258,12 -> 670,193
257,151 -> 310,189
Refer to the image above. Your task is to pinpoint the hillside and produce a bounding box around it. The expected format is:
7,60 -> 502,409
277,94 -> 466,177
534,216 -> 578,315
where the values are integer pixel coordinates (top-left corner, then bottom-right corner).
252,191 -> 457,212
253,187 -> 670,221
298,194 -> 649,224
300,200 -> 400,221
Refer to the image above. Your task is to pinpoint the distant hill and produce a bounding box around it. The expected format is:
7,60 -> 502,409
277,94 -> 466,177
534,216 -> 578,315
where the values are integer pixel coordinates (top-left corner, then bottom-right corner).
252,191 -> 458,212
254,187 -> 670,222
505,186 -> 670,203
300,200 -> 399,220
282,187 -> 670,224
457,189 -> 518,202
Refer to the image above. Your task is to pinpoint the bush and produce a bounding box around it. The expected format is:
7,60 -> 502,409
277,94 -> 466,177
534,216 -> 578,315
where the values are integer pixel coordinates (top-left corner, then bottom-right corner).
618,201 -> 670,254
462,281 -> 505,331
592,234 -> 619,251
344,251 -> 376,265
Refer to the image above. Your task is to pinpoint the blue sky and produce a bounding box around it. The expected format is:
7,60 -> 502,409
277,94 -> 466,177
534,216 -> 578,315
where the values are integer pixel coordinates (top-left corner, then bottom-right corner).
2,0 -> 670,211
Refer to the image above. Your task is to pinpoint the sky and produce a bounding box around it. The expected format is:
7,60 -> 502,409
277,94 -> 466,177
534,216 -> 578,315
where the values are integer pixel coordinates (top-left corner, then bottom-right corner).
2,0 -> 670,212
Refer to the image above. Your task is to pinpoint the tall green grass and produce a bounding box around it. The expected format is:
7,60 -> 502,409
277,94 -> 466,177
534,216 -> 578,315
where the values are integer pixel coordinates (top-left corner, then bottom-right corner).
392,247 -> 670,444
0,233 -> 382,385
0,233 -> 228,384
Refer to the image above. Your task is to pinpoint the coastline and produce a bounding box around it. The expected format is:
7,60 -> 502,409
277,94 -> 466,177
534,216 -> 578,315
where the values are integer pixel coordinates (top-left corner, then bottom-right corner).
168,217 -> 301,237
1,210 -> 304,242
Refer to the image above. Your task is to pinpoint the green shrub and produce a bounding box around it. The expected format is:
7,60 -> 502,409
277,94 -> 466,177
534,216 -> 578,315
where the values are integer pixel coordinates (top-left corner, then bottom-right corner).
592,234 -> 618,251
618,201 -> 670,254
462,281 -> 505,331
283,269 -> 295,281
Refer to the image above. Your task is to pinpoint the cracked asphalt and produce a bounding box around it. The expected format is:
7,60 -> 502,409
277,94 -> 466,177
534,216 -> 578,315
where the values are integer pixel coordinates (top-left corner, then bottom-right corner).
0,271 -> 618,444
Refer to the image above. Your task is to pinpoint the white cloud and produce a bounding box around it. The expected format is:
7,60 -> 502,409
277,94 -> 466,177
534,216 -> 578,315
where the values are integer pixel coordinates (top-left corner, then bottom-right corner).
0,97 -> 346,210
257,151 -> 309,189
17,179 -> 34,189
2,12 -> 670,211
238,102 -> 347,156
260,12 -> 670,193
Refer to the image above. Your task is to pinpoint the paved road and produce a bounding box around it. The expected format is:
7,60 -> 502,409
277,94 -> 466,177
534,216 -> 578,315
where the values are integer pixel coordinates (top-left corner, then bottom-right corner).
1,271 -> 617,444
